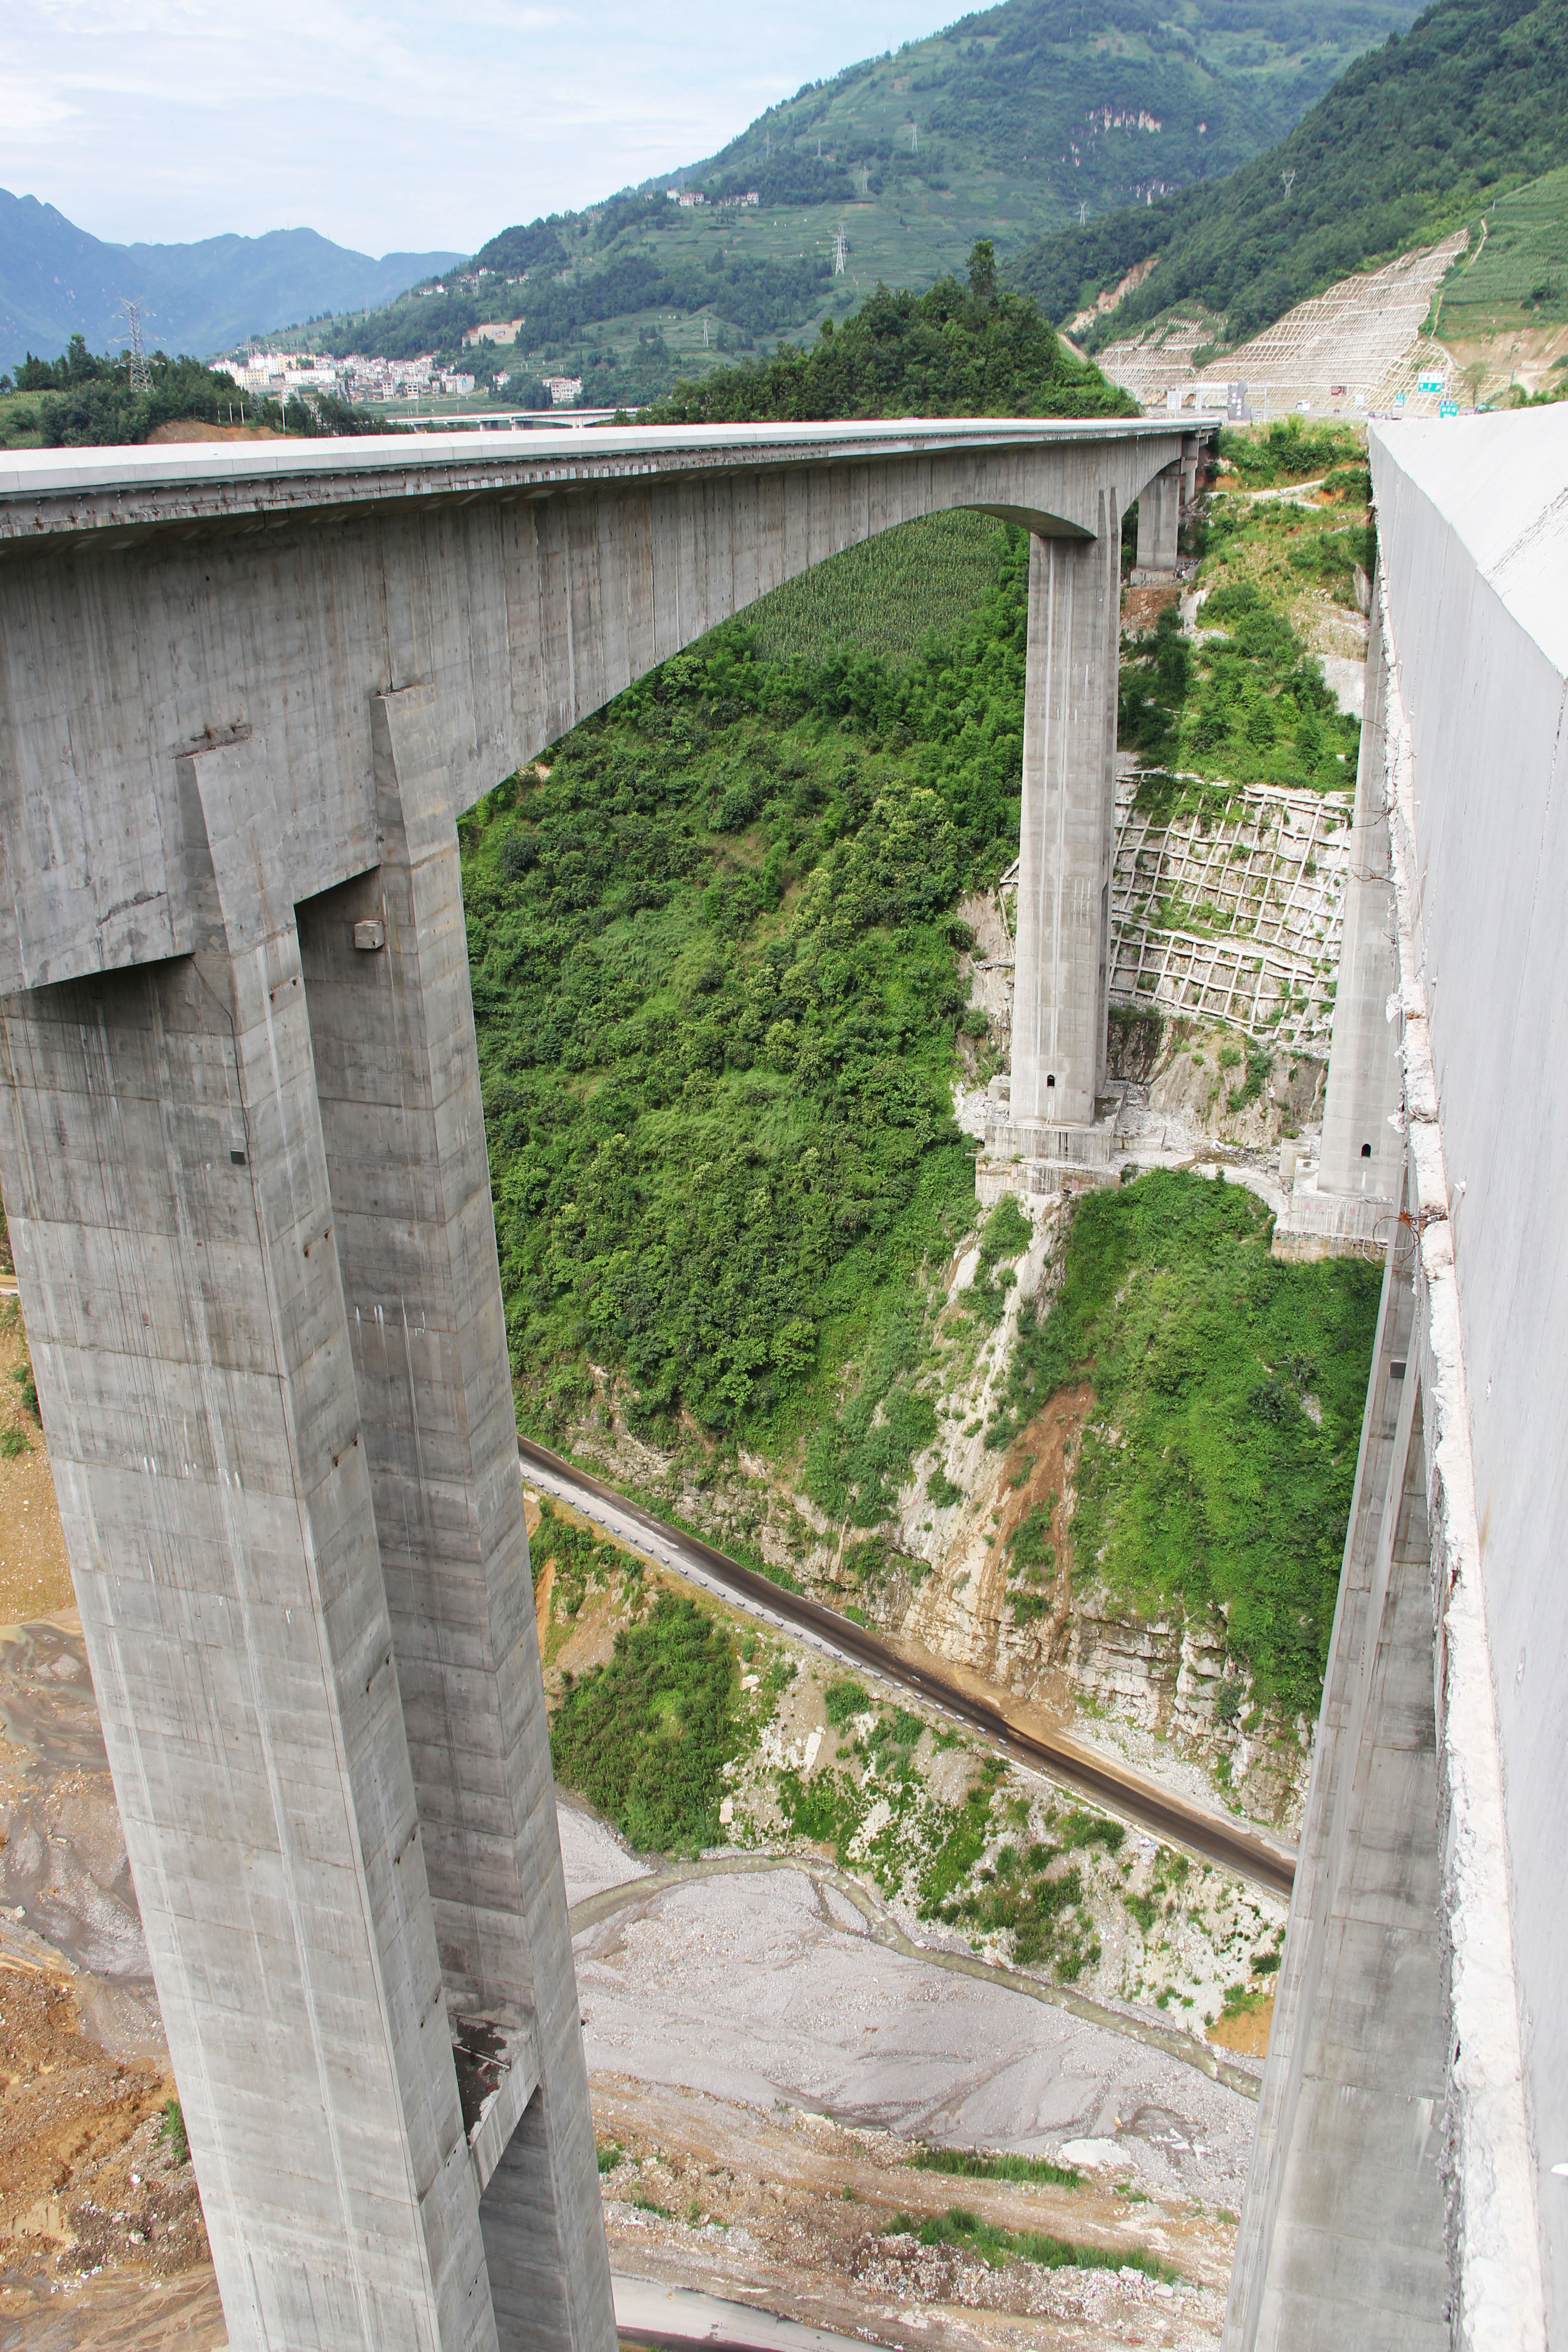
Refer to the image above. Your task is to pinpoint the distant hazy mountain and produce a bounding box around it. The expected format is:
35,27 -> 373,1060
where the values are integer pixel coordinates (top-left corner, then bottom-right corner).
0,190 -> 464,371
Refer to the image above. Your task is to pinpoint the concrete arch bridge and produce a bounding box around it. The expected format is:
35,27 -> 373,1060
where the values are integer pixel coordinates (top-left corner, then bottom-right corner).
0,418 -> 1199,2352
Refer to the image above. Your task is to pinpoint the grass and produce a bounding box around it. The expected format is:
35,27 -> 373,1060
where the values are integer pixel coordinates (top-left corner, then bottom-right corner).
531,1496 -> 639,1630
987,1168 -> 1381,1715
1439,164 -> 1568,339
162,2098 -> 189,2166
823,1676 -> 869,1727
909,2145 -> 1082,2190
886,2204 -> 1178,2282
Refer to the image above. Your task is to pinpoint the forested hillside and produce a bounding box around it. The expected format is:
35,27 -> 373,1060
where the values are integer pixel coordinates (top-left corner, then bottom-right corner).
291,0 -> 1417,407
457,411 -> 1384,1716
641,248 -> 1134,422
463,546 -> 1031,1442
1012,0 -> 1568,347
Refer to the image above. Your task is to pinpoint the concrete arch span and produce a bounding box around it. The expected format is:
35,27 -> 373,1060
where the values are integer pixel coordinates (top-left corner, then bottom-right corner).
0,418 -> 1203,2352
0,420 -> 1188,999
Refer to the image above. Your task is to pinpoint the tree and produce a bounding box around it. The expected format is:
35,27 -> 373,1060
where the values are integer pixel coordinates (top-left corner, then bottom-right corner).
967,240 -> 1000,308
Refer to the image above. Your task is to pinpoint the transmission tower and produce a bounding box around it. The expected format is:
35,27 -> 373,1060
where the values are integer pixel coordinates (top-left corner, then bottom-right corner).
1078,199 -> 1090,225
1280,168 -> 1296,200
117,299 -> 152,395
908,120 -> 919,153
833,224 -> 848,276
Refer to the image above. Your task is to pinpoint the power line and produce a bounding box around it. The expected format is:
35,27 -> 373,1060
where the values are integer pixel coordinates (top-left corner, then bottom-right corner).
116,298 -> 152,396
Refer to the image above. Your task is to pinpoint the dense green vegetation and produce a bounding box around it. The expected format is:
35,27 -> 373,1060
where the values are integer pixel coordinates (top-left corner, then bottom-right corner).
530,1495 -> 641,1626
745,510 -> 1010,668
1121,417 -> 1370,792
989,1170 -> 1382,1714
549,1592 -> 737,1852
1120,584 -> 1360,786
910,2146 -> 1082,2190
1014,0 -> 1568,348
1434,158 -> 1568,335
886,2204 -> 1177,2281
642,251 -> 1136,422
0,335 -> 371,448
463,529 -> 1038,1448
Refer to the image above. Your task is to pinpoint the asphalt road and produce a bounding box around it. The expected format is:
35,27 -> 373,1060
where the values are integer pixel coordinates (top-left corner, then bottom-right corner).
519,1436 -> 1297,1901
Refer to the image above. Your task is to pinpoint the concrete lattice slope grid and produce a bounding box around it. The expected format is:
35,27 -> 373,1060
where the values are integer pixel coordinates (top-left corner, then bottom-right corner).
1100,235 -> 1467,417
1108,777 -> 1349,1051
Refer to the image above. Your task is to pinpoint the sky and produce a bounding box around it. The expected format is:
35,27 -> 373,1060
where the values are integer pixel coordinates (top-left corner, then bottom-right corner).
4,1 -> 938,257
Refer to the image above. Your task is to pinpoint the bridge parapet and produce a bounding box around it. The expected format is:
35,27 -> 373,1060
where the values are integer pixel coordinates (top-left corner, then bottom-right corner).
1226,409 -> 1564,2352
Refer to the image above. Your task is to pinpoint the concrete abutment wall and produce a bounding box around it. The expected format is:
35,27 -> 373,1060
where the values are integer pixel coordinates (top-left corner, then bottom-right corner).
1229,410 -> 1565,2351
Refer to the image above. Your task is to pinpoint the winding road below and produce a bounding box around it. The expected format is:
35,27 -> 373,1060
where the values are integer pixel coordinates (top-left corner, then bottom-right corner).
519,1436 -> 1297,1901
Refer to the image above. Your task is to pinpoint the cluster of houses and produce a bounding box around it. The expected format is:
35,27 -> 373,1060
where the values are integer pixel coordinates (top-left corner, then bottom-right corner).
665,187 -> 759,207
215,350 -> 476,405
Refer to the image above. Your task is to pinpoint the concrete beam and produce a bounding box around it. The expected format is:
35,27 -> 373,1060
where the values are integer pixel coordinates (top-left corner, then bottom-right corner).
1318,560 -> 1403,1201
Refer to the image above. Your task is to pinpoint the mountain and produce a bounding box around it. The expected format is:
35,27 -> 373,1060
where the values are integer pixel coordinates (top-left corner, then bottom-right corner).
0,190 -> 463,373
298,0 -> 1421,409
1010,0 -> 1568,349
641,247 -> 1134,422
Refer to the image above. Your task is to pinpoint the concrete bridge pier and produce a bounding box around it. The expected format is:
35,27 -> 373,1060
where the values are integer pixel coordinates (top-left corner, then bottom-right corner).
1135,460 -> 1182,573
1011,501 -> 1123,1135
0,709 -> 610,2351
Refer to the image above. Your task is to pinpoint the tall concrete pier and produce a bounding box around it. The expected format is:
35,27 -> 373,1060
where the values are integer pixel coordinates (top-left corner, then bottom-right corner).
1226,409 -> 1568,2349
0,417 -> 1188,2351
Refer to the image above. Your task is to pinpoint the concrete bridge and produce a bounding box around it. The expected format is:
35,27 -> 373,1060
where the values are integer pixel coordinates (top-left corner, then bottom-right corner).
0,416 -> 1196,2352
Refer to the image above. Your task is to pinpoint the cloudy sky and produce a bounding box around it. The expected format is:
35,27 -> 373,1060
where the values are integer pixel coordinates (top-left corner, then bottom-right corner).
4,1 -> 936,255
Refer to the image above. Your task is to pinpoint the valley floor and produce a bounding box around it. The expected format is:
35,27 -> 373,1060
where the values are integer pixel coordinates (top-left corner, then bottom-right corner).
0,1446 -> 1257,2349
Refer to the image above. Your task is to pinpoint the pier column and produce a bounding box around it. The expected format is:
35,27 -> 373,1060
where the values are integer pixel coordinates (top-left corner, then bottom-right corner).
0,729 -> 492,2352
299,686 -> 612,2352
1011,509 -> 1122,1129
0,709 -> 614,2352
1135,460 -> 1182,573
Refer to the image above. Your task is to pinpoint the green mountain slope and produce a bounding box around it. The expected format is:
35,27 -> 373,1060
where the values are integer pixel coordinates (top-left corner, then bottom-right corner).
641,249 -> 1134,423
298,0 -> 1418,406
1012,0 -> 1568,348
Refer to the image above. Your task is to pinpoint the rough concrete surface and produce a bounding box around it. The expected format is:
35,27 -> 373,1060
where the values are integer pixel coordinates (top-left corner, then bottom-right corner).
0,418 -> 1200,2352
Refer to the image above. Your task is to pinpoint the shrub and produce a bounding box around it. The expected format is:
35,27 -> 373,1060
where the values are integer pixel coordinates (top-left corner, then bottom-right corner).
549,1593 -> 736,1854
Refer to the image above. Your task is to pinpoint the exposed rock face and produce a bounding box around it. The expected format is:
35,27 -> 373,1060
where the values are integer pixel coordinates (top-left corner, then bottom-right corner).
1069,1587 -> 1309,1833
1147,1034 -> 1324,1152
